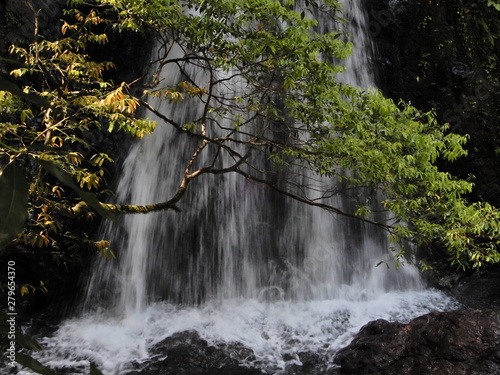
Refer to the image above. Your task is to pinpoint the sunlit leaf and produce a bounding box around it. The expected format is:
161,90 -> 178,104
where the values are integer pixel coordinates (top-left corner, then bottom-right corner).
0,78 -> 51,109
37,159 -> 116,222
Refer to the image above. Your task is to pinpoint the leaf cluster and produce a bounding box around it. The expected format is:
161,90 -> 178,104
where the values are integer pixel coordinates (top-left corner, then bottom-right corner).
1,0 -> 499,308
0,3 -> 155,290
54,0 -> 500,270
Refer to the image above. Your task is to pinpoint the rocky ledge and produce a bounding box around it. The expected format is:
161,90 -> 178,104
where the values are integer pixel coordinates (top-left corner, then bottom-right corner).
122,309 -> 500,375
334,309 -> 500,375
124,330 -> 336,375
125,330 -> 264,375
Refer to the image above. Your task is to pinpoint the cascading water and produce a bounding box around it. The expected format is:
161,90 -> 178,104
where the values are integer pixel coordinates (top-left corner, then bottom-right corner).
84,0 -> 418,313
15,2 -> 459,374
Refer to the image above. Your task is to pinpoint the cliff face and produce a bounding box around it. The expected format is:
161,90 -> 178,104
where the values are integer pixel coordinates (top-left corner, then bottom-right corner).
0,0 -> 66,52
367,0 -> 500,207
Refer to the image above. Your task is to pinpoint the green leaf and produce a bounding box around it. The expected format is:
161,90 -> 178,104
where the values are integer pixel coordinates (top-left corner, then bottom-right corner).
0,315 -> 43,351
37,159 -> 116,222
16,352 -> 56,375
90,361 -> 104,375
488,0 -> 500,11
0,78 -> 51,109
1,329 -> 42,351
0,162 -> 29,253
15,331 -> 44,352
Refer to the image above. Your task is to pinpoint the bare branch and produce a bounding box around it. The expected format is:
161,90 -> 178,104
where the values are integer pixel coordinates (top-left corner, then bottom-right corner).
232,167 -> 394,232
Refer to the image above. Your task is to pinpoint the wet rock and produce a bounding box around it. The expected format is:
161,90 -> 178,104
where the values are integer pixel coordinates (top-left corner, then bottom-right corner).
451,265 -> 500,309
334,309 -> 500,375
125,330 -> 264,375
284,351 -> 338,375
0,0 -> 66,51
124,330 -> 338,375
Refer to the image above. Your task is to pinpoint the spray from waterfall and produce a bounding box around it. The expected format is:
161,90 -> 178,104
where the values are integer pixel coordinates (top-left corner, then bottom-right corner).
81,0 -> 422,317
15,2 -> 459,374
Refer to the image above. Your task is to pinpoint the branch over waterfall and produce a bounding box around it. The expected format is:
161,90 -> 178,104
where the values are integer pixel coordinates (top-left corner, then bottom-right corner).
1,0 -> 499,272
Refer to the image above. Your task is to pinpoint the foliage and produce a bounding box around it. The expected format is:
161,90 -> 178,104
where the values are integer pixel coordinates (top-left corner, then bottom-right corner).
487,0 -> 500,11
1,0 -> 500,304
0,0 -> 155,292
305,90 -> 500,269
84,0 -> 498,269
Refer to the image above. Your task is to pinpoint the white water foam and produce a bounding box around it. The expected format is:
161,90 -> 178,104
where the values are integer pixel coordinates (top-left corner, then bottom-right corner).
15,290 -> 459,374
10,1 -> 463,374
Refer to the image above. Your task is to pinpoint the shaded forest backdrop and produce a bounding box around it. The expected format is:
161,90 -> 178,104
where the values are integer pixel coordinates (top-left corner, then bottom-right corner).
0,0 -> 499,317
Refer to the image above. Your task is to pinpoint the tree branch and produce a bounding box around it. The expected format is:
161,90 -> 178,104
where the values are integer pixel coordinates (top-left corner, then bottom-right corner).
232,167 -> 395,233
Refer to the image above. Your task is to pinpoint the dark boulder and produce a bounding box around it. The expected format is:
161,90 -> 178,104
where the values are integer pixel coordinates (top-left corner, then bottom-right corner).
284,351 -> 338,375
124,330 -> 339,375
125,330 -> 264,375
334,309 -> 500,375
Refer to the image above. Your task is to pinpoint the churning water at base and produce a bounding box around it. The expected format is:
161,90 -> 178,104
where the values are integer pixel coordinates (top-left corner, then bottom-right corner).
13,1 -> 461,374
19,292 -> 459,375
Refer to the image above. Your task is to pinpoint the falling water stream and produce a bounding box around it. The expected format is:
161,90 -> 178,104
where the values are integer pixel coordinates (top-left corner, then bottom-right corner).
16,2 -> 459,374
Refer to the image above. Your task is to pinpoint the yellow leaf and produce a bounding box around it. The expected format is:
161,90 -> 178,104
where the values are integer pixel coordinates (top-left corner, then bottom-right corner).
69,152 -> 83,165
95,240 -> 110,250
20,286 -> 29,296
51,136 -> 63,148
61,22 -> 77,35
52,186 -> 63,197
10,69 -> 24,78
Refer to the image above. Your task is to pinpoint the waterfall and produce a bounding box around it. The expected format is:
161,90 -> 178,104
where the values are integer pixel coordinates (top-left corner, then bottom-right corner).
15,2 -> 458,374
83,0 -> 418,314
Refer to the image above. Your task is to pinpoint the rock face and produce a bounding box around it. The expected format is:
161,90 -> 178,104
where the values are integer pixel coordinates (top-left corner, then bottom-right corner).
451,265 -> 500,309
367,0 -> 500,208
0,0 -> 67,51
125,330 -> 265,375
334,309 -> 500,375
124,330 -> 336,375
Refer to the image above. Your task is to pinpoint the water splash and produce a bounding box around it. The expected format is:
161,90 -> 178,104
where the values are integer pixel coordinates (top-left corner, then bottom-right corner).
82,0 -> 422,316
18,291 -> 459,375
13,1 -> 459,374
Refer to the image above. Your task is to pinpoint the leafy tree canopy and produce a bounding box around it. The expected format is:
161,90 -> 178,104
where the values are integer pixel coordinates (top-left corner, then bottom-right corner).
0,0 -> 499,284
